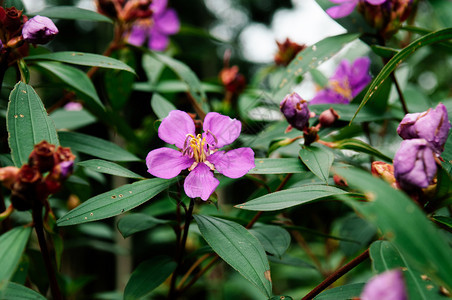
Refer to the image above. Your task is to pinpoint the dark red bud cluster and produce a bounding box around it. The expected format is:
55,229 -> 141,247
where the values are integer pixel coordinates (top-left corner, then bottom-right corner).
96,0 -> 153,23
274,38 -> 306,67
0,141 -> 75,211
219,66 -> 246,95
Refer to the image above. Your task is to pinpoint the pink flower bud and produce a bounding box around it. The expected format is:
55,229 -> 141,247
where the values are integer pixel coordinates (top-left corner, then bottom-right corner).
22,15 -> 58,44
361,269 -> 407,300
280,92 -> 310,131
319,108 -> 339,127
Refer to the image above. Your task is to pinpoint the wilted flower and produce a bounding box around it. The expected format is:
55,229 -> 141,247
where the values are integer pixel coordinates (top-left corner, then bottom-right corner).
361,269 -> 407,300
22,15 -> 58,44
393,139 -> 437,190
274,38 -> 306,66
327,0 -> 387,19
309,57 -> 372,105
146,110 -> 255,200
127,0 -> 180,51
397,103 -> 451,154
280,92 -> 311,131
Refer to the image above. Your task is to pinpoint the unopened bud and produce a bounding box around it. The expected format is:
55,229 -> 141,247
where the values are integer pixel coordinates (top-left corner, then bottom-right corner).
22,15 -> 58,44
274,38 -> 306,66
319,108 -> 339,127
11,165 -> 42,211
0,166 -> 20,189
219,66 -> 246,94
333,174 -> 348,187
6,35 -> 24,48
371,161 -> 397,187
54,146 -> 76,164
29,140 -> 56,173
0,7 -> 25,32
280,92 -> 310,131
122,0 -> 153,22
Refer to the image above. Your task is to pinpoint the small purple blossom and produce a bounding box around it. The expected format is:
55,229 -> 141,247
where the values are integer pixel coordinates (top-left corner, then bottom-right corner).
280,92 -> 310,131
309,57 -> 372,105
397,103 -> 451,154
22,15 -> 58,44
361,269 -> 407,300
146,110 -> 255,201
127,0 -> 180,51
394,139 -> 437,190
64,102 -> 83,111
327,0 -> 387,19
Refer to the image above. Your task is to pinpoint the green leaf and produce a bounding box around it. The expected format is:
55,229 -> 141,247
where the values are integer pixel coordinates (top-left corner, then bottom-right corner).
370,241 -> 447,300
7,82 -> 59,167
151,52 -> 209,114
371,45 -> 399,59
124,256 -> 176,300
4,0 -> 25,11
59,131 -> 139,162
314,283 -> 364,300
57,178 -> 176,226
432,215 -> 452,230
249,224 -> 291,259
0,227 -> 32,291
31,6 -> 112,23
299,145 -> 334,183
26,52 -> 135,74
235,185 -> 347,211
331,139 -> 392,162
194,215 -> 272,298
309,104 -> 401,122
151,93 -> 177,119
117,213 -> 169,238
34,62 -> 104,110
339,214 -> 376,257
248,158 -> 308,174
273,33 -> 360,101
269,296 -> 293,300
1,282 -> 46,300
50,108 -> 96,130
335,167 -> 452,291
77,159 -> 143,179
352,28 -> 452,122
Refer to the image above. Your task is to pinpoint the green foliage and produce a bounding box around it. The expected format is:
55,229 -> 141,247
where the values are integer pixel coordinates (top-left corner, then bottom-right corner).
299,145 -> 334,183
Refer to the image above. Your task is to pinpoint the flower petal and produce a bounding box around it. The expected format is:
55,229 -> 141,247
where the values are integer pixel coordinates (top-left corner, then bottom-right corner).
326,1 -> 357,18
151,0 -> 168,15
184,163 -> 219,201
309,89 -> 349,105
148,28 -> 170,51
146,148 -> 194,179
365,0 -> 387,5
208,148 -> 255,178
127,25 -> 148,46
331,59 -> 351,82
350,57 -> 372,96
155,9 -> 180,35
158,110 -> 196,149
203,112 -> 242,148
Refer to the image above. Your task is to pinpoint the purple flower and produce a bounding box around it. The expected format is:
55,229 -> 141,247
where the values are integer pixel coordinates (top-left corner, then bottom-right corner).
146,110 -> 255,201
64,101 -> 83,111
397,103 -> 451,154
127,0 -> 180,51
280,92 -> 311,131
394,139 -> 437,190
309,57 -> 372,105
22,15 -> 58,44
327,0 -> 387,19
361,269 -> 407,300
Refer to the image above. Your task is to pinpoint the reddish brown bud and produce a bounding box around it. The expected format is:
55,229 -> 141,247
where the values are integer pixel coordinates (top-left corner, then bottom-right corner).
96,0 -> 122,20
371,161 -> 397,188
0,166 -> 19,189
319,108 -> 339,127
333,174 -> 348,187
10,165 -> 42,211
274,38 -> 306,66
303,126 -> 319,146
67,194 -> 81,210
54,146 -> 76,164
6,35 -> 24,48
122,0 -> 153,22
2,7 -> 24,32
29,140 -> 56,173
219,66 -> 246,94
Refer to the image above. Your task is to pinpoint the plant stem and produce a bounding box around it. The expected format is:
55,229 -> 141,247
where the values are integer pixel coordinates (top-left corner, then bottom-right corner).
168,198 -> 195,299
301,248 -> 369,300
391,73 -> 409,114
177,253 -> 211,290
178,255 -> 220,294
32,206 -> 63,300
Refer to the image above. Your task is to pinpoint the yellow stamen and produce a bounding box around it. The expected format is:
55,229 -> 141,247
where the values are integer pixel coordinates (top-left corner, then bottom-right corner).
330,79 -> 352,100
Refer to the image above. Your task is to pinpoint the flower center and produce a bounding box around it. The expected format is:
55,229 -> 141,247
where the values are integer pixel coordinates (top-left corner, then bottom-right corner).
330,79 -> 352,100
185,134 -> 208,162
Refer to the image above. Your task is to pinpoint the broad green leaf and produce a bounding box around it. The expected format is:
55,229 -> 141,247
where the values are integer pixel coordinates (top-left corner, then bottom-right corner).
117,213 -> 169,238
267,254 -> 315,269
50,108 -> 96,130
151,52 -> 209,114
135,80 -> 223,94
26,52 -> 135,74
34,62 -> 104,110
77,159 -> 143,179
151,93 -> 177,119
0,227 -> 32,291
371,45 -> 399,59
370,241 -> 447,300
103,48 -> 137,109
236,185 -> 347,211
59,131 -> 139,162
432,216 -> 452,230
299,145 -> 334,183
31,6 -> 112,23
248,158 -> 308,174
4,0 -> 25,11
194,215 -> 272,298
353,28 -> 452,122
124,256 -> 176,300
249,224 -> 291,259
273,33 -> 360,101
7,82 -> 59,167
331,139 -> 392,162
269,296 -> 293,300
57,178 -> 176,226
335,167 -> 452,291
314,283 -> 364,300
1,282 -> 46,300
339,214 -> 376,256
